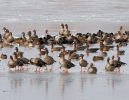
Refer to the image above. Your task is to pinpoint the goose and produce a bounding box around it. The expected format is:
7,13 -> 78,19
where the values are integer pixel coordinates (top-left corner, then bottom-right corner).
30,58 -> 46,72
7,56 -> 17,71
87,63 -> 97,74
116,45 -> 125,55
43,48 -> 56,70
79,54 -> 88,72
67,50 -> 79,61
105,57 -> 115,71
58,52 -> 75,73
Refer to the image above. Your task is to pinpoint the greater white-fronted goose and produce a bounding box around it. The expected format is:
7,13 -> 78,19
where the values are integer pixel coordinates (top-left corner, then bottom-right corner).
87,63 -> 97,74
67,50 -> 79,61
110,56 -> 126,73
79,54 -> 88,72
116,45 -> 125,55
59,23 -> 64,35
61,45 -> 76,55
13,52 -> 24,71
43,48 -> 56,70
14,47 -> 24,57
50,43 -> 62,52
18,52 -> 30,70
32,30 -> 38,40
0,39 -> 3,48
92,56 -> 104,61
99,47 -> 107,57
58,52 -> 75,73
64,24 -> 70,36
105,57 -> 115,71
37,46 -> 45,56
7,56 -> 17,71
0,53 -> 7,59
86,45 -> 99,53
6,32 -> 14,44
30,58 -> 46,72
72,41 -> 86,51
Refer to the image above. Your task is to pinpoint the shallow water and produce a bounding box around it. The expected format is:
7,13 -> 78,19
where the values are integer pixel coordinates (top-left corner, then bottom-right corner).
0,0 -> 129,100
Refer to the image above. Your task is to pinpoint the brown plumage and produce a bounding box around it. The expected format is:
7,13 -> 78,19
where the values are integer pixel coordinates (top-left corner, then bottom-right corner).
79,54 -> 88,72
88,63 -> 97,74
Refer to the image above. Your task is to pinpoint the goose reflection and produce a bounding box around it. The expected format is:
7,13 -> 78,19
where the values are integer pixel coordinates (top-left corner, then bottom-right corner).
59,73 -> 74,97
8,74 -> 23,90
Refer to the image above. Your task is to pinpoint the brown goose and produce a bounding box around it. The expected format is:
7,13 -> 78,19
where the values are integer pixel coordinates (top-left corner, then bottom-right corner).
7,56 -> 17,71
87,63 -> 97,74
92,56 -> 104,61
6,32 -> 15,44
110,56 -> 126,73
0,39 -> 3,48
43,48 -> 56,70
13,52 -> 24,71
72,41 -> 86,51
67,50 -> 79,61
86,45 -> 99,53
30,58 -> 46,72
105,57 -> 115,71
61,45 -> 76,55
64,24 -> 70,36
116,45 -> 125,55
32,30 -> 38,40
14,47 -> 24,57
18,53 -> 30,70
50,43 -> 62,52
58,52 -> 75,73
0,53 -> 7,59
79,54 -> 88,72
99,47 -> 107,57
37,47 -> 45,56
59,23 -> 64,35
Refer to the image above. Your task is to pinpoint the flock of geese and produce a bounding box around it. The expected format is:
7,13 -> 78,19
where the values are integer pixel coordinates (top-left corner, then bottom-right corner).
0,24 -> 128,74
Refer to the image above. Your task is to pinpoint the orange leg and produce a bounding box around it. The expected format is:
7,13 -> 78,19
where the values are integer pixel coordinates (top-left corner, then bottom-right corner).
80,67 -> 82,72
65,68 -> 68,73
84,67 -> 86,72
117,67 -> 120,73
26,66 -> 29,70
114,68 -> 117,73
50,65 -> 53,71
34,66 -> 38,72
44,66 -> 48,70
39,67 -> 41,72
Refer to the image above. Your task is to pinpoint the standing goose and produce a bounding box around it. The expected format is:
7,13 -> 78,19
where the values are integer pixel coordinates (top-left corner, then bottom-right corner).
111,56 -> 126,73
64,24 -> 70,36
32,30 -> 38,40
87,63 -> 97,74
7,56 -> 17,71
43,48 -> 56,70
14,47 -> 24,57
116,45 -> 125,55
59,23 -> 64,35
105,57 -> 115,71
58,52 -> 75,73
79,54 -> 88,72
18,52 -> 30,69
30,58 -> 46,72
13,52 -> 24,71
